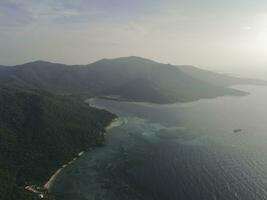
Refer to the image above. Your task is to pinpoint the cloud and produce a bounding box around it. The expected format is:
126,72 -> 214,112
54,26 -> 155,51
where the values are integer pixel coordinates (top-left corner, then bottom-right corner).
16,1 -> 82,20
1,0 -> 267,71
0,0 -> 105,28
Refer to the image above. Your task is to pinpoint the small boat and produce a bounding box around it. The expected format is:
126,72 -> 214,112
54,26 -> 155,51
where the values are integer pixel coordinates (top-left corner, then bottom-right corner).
233,129 -> 242,133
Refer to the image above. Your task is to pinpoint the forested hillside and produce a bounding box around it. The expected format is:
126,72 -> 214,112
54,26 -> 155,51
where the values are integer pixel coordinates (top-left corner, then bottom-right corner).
0,85 -> 115,200
0,57 -> 262,103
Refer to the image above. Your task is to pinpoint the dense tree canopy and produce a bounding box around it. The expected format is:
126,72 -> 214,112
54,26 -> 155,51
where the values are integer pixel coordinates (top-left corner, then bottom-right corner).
0,85 -> 115,200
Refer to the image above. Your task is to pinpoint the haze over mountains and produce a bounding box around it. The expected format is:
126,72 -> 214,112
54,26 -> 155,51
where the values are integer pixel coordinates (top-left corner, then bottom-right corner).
0,56 -> 265,104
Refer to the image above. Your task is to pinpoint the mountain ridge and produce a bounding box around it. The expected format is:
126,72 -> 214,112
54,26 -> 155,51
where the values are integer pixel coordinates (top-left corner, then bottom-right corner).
177,64 -> 267,87
0,56 -> 265,103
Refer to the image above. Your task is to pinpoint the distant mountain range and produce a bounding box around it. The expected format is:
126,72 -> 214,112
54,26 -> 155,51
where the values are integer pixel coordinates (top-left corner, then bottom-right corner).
0,56 -> 265,103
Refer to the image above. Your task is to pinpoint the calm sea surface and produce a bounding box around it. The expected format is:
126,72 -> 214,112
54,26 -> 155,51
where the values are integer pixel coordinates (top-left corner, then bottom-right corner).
51,85 -> 267,200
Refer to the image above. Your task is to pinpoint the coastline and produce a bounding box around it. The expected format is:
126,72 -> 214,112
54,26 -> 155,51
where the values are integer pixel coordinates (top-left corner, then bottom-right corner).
24,104 -> 121,198
44,151 -> 84,191
42,116 -> 125,193
25,99 -> 126,199
105,117 -> 126,131
86,98 -> 127,131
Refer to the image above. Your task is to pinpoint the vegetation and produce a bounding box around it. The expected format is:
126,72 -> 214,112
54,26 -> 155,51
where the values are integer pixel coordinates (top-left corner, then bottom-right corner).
0,56 -> 265,199
0,56 -> 263,104
0,85 -> 115,200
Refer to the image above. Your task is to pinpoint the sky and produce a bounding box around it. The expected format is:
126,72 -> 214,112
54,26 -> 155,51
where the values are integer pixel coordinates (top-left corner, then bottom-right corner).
1,0 -> 267,78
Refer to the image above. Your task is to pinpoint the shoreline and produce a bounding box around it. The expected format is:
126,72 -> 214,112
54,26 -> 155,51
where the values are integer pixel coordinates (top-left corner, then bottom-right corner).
43,151 -> 84,190
86,98 -> 127,131
105,117 -> 126,131
25,100 -> 125,198
42,116 -> 125,192
25,151 -> 85,199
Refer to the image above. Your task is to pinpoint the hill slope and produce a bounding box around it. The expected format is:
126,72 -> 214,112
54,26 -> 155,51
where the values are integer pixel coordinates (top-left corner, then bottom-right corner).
177,65 -> 267,87
1,57 -> 264,103
0,85 -> 115,200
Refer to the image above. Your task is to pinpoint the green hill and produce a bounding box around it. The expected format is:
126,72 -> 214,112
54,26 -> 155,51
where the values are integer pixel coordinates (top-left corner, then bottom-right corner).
0,85 -> 115,200
1,56 -> 263,103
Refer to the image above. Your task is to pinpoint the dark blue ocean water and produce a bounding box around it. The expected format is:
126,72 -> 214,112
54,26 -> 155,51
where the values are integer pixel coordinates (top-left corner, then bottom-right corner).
51,85 -> 267,200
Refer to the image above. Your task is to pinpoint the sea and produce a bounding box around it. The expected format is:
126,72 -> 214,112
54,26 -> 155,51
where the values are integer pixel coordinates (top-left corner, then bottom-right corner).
50,85 -> 267,200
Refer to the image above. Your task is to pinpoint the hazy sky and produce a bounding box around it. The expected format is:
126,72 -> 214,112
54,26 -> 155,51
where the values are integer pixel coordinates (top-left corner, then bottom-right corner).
1,0 -> 267,77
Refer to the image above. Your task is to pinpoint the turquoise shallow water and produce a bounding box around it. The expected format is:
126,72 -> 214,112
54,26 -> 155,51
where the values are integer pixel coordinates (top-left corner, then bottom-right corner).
51,85 -> 267,200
